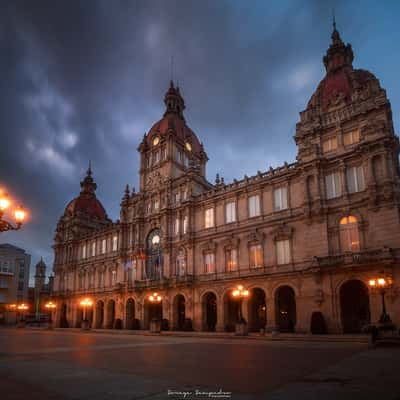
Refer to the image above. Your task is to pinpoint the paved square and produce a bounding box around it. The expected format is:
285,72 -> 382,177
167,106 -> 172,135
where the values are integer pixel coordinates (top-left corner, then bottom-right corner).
0,329 -> 399,399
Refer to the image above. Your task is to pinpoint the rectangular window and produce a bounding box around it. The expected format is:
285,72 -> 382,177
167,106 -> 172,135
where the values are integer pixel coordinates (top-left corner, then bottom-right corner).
147,203 -> 151,213
205,208 -> 214,228
92,242 -> 96,257
154,199 -> 159,210
322,136 -> 338,153
183,215 -> 188,234
325,172 -> 342,199
226,248 -> 238,271
346,166 -> 365,193
17,280 -> 24,291
225,201 -> 236,223
249,244 -> 263,268
248,195 -> 260,218
344,130 -> 360,146
82,245 -> 86,259
174,217 -> 180,236
274,187 -> 288,211
101,239 -> 106,254
204,253 -> 215,273
175,192 -> 180,204
276,239 -> 291,265
112,235 -> 118,251
111,270 -> 117,286
154,151 -> 160,164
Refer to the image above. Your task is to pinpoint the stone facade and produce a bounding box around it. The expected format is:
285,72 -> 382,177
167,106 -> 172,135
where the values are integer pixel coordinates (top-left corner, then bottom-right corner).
52,26 -> 400,334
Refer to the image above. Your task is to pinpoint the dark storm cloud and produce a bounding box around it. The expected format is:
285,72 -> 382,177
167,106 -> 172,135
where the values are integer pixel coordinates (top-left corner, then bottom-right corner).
0,0 -> 399,280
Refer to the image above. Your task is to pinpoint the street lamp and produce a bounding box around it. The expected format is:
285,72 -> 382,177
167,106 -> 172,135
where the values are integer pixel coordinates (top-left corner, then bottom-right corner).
6,303 -> 17,325
368,277 -> 392,324
16,303 -> 29,327
0,188 -> 26,232
44,301 -> 56,329
232,285 -> 249,323
148,292 -> 162,333
80,298 -> 93,330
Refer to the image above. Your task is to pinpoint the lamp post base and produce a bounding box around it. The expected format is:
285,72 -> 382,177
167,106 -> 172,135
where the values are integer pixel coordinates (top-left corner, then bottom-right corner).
235,322 -> 248,336
81,320 -> 90,330
150,318 -> 161,333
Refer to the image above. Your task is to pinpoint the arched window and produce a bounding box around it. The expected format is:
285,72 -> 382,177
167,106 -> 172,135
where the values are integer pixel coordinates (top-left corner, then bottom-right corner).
176,248 -> 186,276
146,229 -> 162,279
340,216 -> 360,252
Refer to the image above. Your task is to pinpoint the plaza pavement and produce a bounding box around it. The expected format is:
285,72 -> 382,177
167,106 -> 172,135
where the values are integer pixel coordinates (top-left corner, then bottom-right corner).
0,328 -> 399,400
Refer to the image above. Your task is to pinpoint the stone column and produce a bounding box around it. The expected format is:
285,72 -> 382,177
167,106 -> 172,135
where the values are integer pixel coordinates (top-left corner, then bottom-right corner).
216,297 -> 224,332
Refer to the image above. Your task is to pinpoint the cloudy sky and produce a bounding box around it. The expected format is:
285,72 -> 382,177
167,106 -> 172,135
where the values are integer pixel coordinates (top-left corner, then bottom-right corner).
1,0 -> 399,283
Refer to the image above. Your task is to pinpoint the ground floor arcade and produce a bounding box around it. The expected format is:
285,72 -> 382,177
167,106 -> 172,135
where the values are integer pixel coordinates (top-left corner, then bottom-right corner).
54,267 -> 400,334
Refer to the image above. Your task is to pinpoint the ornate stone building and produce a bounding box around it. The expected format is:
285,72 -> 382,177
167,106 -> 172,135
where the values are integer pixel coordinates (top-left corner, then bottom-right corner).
52,26 -> 400,334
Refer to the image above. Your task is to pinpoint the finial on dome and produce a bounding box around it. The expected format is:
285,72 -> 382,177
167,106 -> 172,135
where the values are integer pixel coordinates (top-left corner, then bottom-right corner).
87,160 -> 92,176
332,9 -> 336,31
123,184 -> 130,201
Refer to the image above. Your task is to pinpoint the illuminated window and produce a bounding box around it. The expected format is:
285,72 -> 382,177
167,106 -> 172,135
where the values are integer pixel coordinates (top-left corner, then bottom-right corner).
248,195 -> 260,217
204,252 -> 215,273
340,216 -> 360,252
325,172 -> 342,199
249,244 -> 263,268
92,242 -> 96,257
274,187 -> 288,211
174,217 -> 180,236
154,199 -> 160,210
322,136 -> 338,153
82,245 -> 86,259
111,270 -> 117,286
225,201 -> 236,223
101,239 -> 106,254
347,166 -> 365,193
183,215 -> 188,234
276,239 -> 291,265
176,248 -> 186,276
112,235 -> 118,251
343,130 -> 360,146
205,208 -> 214,228
225,248 -> 238,272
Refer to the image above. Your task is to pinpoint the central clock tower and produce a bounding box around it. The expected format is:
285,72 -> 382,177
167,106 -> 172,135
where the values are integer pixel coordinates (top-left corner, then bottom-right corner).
137,81 -> 208,192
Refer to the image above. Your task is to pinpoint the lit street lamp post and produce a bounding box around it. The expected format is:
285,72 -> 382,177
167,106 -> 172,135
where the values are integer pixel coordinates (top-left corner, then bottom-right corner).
0,189 -> 26,232
368,277 -> 392,324
6,303 -> 17,325
44,301 -> 56,329
232,285 -> 249,336
16,303 -> 29,328
80,298 -> 93,330
149,292 -> 162,333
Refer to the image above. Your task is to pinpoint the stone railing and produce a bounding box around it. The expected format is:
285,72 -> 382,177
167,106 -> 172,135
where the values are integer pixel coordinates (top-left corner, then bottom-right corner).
313,247 -> 394,269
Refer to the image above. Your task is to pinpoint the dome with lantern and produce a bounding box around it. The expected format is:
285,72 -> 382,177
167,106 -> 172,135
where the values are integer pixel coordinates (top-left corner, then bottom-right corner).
145,81 -> 204,155
64,164 -> 109,221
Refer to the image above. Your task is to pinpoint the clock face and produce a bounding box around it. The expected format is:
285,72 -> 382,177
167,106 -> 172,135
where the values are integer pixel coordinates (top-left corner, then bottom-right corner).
185,142 -> 192,152
153,136 -> 160,146
152,234 -> 160,245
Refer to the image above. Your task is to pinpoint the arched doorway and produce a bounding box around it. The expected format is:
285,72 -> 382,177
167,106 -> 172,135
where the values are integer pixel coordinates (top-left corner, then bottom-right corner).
275,286 -> 296,332
95,301 -> 104,329
203,292 -> 217,331
173,294 -> 186,330
75,308 -> 83,328
248,288 -> 266,332
125,298 -> 135,329
146,229 -> 162,280
340,280 -> 370,333
106,300 -> 115,329
144,299 -> 163,329
224,291 -> 239,331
